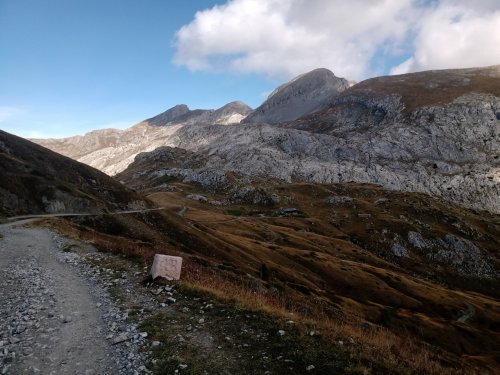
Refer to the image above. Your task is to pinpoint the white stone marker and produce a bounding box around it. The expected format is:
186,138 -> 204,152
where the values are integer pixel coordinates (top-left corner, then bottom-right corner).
150,254 -> 183,280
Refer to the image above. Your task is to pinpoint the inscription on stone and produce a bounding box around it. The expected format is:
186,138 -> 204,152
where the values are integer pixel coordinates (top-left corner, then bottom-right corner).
151,254 -> 183,280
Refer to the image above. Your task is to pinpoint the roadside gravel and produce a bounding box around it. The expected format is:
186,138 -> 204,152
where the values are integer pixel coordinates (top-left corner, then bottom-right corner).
0,221 -> 151,375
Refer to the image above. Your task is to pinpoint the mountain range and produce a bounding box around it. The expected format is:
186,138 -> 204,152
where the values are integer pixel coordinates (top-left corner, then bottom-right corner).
33,65 -> 500,213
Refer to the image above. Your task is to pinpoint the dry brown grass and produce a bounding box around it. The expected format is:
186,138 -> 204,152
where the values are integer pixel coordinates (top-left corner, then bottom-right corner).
347,65 -> 500,113
39,217 -> 158,262
180,261 -> 467,375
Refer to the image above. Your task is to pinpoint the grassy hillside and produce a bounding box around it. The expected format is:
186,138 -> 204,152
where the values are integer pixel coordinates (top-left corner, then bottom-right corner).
43,181 -> 500,373
345,65 -> 500,113
0,130 -> 152,217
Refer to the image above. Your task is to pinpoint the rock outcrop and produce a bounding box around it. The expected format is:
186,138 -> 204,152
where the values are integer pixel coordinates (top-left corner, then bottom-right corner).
243,68 -> 349,124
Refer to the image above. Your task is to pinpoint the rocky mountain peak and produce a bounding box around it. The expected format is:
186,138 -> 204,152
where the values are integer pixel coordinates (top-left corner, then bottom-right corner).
140,101 -> 252,127
215,101 -> 253,116
243,68 -> 349,124
144,104 -> 190,126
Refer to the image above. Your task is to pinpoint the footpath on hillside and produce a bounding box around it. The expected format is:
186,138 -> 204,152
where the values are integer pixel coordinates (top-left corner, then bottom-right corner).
0,219 -> 351,374
0,221 -> 149,374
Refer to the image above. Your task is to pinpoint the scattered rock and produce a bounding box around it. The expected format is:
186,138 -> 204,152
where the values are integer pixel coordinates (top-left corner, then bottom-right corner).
325,196 -> 353,205
427,234 -> 496,278
112,333 -> 131,345
230,186 -> 280,206
407,231 -> 429,249
186,194 -> 208,203
277,208 -> 298,216
391,243 -> 409,257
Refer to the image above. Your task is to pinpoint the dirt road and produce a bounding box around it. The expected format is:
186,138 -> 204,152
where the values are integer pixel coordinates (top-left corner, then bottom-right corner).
0,221 -> 142,374
7,207 -> 165,221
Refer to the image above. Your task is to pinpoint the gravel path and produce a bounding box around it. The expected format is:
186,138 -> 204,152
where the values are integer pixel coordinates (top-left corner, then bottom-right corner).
0,221 -> 149,375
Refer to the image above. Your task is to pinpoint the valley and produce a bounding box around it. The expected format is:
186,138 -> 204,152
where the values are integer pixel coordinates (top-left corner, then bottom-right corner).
1,64 -> 499,374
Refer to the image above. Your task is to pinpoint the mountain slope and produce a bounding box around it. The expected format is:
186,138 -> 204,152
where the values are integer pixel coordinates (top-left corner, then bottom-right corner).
0,130 -> 150,217
49,179 -> 500,372
289,64 -> 500,132
243,68 -> 349,124
32,101 -> 252,175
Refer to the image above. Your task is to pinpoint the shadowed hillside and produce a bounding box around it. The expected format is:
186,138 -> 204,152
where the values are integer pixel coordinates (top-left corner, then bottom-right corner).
0,130 -> 152,217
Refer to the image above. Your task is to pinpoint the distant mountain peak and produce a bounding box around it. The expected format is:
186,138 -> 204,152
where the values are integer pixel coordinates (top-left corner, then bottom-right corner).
243,68 -> 349,124
215,101 -> 253,116
145,104 -> 190,126
141,101 -> 252,127
268,68 -> 338,99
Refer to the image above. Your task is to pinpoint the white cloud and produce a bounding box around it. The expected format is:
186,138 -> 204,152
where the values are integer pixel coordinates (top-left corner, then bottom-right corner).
174,0 -> 500,81
173,0 -> 417,80
392,0 -> 500,74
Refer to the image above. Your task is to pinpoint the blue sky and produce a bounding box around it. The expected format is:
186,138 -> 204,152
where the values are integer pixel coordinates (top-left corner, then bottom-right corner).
1,0 -> 499,138
0,0 -> 279,138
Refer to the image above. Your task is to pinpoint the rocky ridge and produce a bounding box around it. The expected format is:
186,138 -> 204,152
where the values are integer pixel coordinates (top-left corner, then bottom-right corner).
33,65 -> 500,213
144,104 -> 190,126
144,101 -> 253,127
31,100 -> 252,176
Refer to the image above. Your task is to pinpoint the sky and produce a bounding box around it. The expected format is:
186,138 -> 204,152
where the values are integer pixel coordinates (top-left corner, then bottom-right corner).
1,0 -> 499,139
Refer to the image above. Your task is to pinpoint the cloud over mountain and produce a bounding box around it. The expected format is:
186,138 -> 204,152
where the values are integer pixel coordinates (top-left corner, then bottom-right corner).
392,0 -> 500,74
173,0 -> 500,80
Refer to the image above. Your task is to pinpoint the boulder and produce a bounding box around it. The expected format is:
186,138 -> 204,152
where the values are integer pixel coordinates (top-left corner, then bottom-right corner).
151,254 -> 183,280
